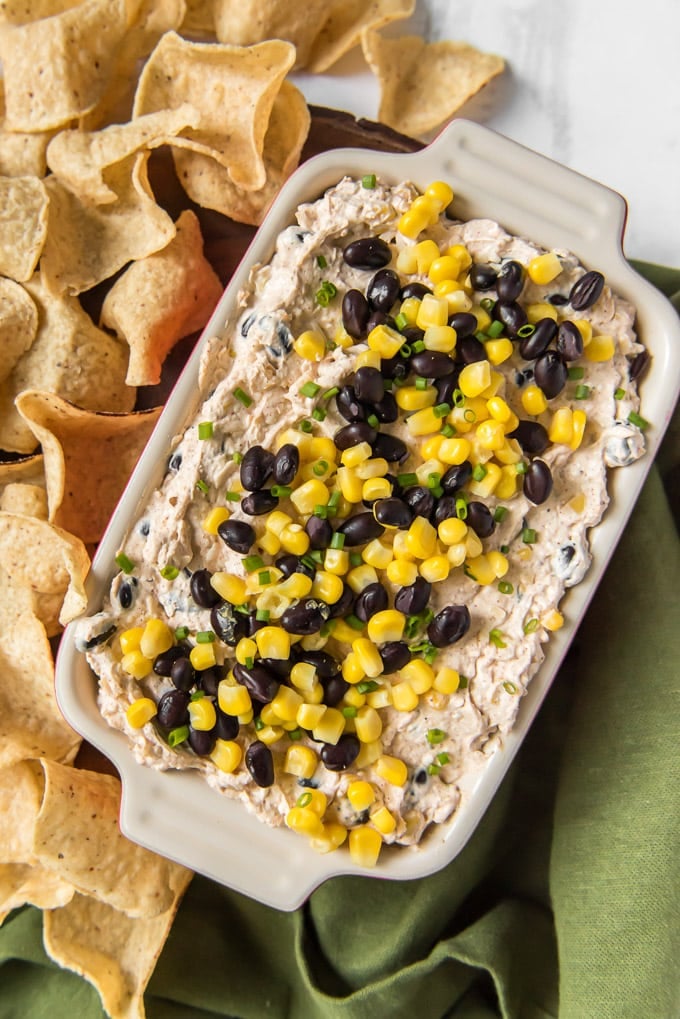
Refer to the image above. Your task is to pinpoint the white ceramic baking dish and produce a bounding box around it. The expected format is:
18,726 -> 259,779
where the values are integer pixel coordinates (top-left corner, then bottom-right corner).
55,118 -> 680,911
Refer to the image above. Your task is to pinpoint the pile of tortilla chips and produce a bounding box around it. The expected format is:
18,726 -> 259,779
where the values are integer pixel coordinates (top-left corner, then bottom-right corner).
0,1 -> 504,1015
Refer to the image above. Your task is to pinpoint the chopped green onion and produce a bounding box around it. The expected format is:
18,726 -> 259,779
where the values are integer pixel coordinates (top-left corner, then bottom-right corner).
298,419 -> 313,433
399,343 -> 412,357
288,728 -> 302,741
320,620 -> 336,637
414,376 -> 428,390
472,463 -> 487,482
195,630 -> 215,644
190,690 -> 205,701
316,254 -> 327,269
313,504 -> 328,518
614,387 -> 626,400
345,614 -> 364,631
342,705 -> 358,718
323,386 -> 339,401
426,728 -> 447,745
356,680 -> 380,694
493,505 -> 508,523
574,384 -> 591,399
411,339 -> 426,353
397,472 -> 418,488
330,532 -> 345,549
244,656 -> 254,669
300,554 -> 317,570
436,752 -> 450,765
225,491 -> 241,502
515,461 -> 527,475
455,497 -> 468,519
362,173 -> 377,189
441,423 -> 455,438
503,681 -> 518,694
256,609 -> 270,622
174,626 -> 189,640
480,297 -> 495,312
233,387 -> 252,408
197,421 -> 214,440
349,552 -> 363,567
427,764 -> 441,776
115,552 -> 134,574
297,791 -> 313,807
427,472 -> 441,489
474,330 -> 488,343
312,407 -> 327,422
168,725 -> 189,748
271,485 -> 292,498
394,312 -> 409,331
463,408 -> 476,423
160,564 -> 180,580
500,544 -> 509,554
486,320 -> 504,338
489,628 -> 507,648
300,381 -> 321,398
453,388 -> 465,407
433,402 -> 451,418
522,527 -> 537,544
254,716 -> 265,731
315,280 -> 337,306
498,580 -> 514,595
258,570 -> 271,585
458,675 -> 469,689
310,549 -> 324,563
327,490 -> 341,512
312,459 -> 329,476
243,554 -> 264,572
232,451 -> 243,464
517,323 -> 535,338
366,413 -> 380,428
195,479 -> 209,494
567,366 -> 585,380
627,410 -> 650,430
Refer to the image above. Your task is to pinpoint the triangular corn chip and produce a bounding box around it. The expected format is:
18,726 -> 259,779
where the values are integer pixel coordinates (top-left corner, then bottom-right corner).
0,176 -> 49,281
306,0 -> 415,73
0,277 -> 38,383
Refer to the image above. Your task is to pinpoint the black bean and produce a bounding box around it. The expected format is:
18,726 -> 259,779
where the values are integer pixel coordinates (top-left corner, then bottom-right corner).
629,348 -> 650,382
334,421 -> 377,450
280,599 -> 331,635
295,650 -> 340,678
428,605 -> 471,647
401,281 -> 432,300
241,490 -> 279,516
569,270 -> 604,310
240,445 -> 275,491
441,461 -> 473,493
435,371 -> 462,406
534,350 -> 567,399
320,734 -> 360,771
549,293 -> 569,306
168,451 -> 182,471
556,321 -> 584,361
335,385 -> 366,423
118,580 -> 134,609
210,602 -> 246,646
402,485 -> 435,519
353,366 -> 384,404
410,351 -> 456,379
465,501 -> 495,538
515,367 -> 535,387
373,497 -> 413,529
380,353 -> 410,380
337,512 -> 385,546
170,657 -> 196,692
342,289 -> 370,339
343,236 -> 392,270
519,317 -> 557,359
448,311 -> 478,337
322,675 -> 350,707
523,459 -> 553,504
233,662 -> 280,703
353,582 -> 389,622
371,391 -> 398,423
198,666 -> 224,697
328,582 -> 354,619
273,444 -> 299,485
215,709 -> 239,741
246,610 -> 268,636
379,641 -> 412,673
153,645 -> 187,677
275,554 -> 316,581
496,260 -> 524,302
394,576 -> 431,615
469,264 -> 498,291
433,495 -> 460,527
190,569 -> 221,608
305,514 -> 333,549
189,728 -> 217,757
400,325 -> 425,345
371,433 -> 408,463
508,420 -> 550,455
456,334 -> 487,364
157,690 -> 190,729
218,519 -> 255,555
366,310 -> 389,333
367,268 -> 400,312
245,742 -> 275,787
259,657 -> 294,679
496,300 -> 527,337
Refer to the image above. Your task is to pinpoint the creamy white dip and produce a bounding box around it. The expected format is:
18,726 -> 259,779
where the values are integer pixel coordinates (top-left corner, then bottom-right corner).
79,177 -> 646,851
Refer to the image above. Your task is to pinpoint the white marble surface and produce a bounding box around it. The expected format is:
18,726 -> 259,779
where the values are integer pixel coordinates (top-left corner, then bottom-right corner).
293,0 -> 680,268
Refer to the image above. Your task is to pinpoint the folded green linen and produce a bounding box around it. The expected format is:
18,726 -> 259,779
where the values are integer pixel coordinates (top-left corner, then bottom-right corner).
1,265 -> 678,1019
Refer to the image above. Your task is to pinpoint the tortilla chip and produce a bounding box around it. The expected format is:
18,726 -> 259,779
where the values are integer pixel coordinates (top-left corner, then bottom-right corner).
133,31 -> 296,190
35,760 -> 190,918
43,876 -> 191,1019
41,152 -> 176,296
180,0 -> 213,34
0,511 -> 90,632
0,277 -> 39,383
362,30 -> 505,137
305,0 -> 415,73
0,482 -> 48,518
47,105 -> 200,205
0,0 -> 133,131
174,80 -> 310,226
0,81 -> 55,177
0,0 -> 79,22
213,0 -> 328,68
0,274 -> 134,454
0,176 -> 49,281
0,863 -> 74,925
0,760 -> 45,862
0,453 -> 45,500
0,585 -> 81,766
16,391 -> 162,542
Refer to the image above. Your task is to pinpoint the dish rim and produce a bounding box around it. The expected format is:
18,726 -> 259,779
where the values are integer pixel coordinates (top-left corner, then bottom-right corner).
55,117 -> 680,911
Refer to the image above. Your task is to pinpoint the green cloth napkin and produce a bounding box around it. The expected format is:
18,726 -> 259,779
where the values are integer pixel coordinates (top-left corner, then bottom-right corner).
1,264 -> 678,1019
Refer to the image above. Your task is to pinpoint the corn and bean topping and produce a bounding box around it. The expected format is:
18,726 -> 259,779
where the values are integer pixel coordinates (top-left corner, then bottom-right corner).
82,176 -> 648,868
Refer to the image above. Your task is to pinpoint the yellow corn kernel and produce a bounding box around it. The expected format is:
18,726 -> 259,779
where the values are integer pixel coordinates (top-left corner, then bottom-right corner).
446,542 -> 467,568
396,245 -> 419,272
391,681 -> 419,712
569,409 -> 587,450
366,685 -> 392,709
405,406 -> 442,436
447,406 -> 474,434
343,686 -> 366,709
284,744 -> 318,779
412,237 -> 439,271
324,547 -> 349,575
472,304 -> 492,331
218,681 -> 251,716
476,419 -> 506,451
480,369 -> 505,399
370,805 -> 397,835
245,566 -> 282,595
296,702 -> 327,730
255,626 -> 290,661
312,707 -> 345,744
366,610 -> 405,645
459,360 -> 491,397
259,703 -> 281,726
485,396 -> 510,423
291,479 -> 329,515
401,659 -> 435,694
415,458 -> 445,487
188,698 -> 217,731
437,437 -> 471,466
276,573 -> 313,600
434,284 -> 472,314
354,705 -> 383,742
301,788 -> 328,817
367,323 -> 404,358
465,554 -> 496,585
487,549 -> 509,578
585,334 -> 615,361
258,530 -> 281,556
271,685 -> 304,722
395,385 -> 437,412
337,466 -> 364,503
568,491 -> 587,513
333,620 -> 364,644
235,637 -> 257,665
266,509 -> 293,536
120,650 -> 153,679
254,590 -> 289,620
362,477 -> 392,502
305,679 -> 325,704
347,780 -> 376,811
189,643 -> 216,670
399,296 -> 422,325
392,530 -> 414,560
362,539 -> 393,570
438,517 -> 467,545
549,407 -> 574,445
342,651 -> 365,685
398,207 -> 430,240
526,302 -> 558,324
527,251 -> 562,285
484,337 -> 514,365
276,428 -> 311,454
126,697 -> 156,728
286,806 -> 324,838
495,464 -> 520,500
434,666 -> 460,694
256,725 -> 284,745
279,524 -> 310,556
349,825 -> 383,867
119,626 -> 143,655
386,558 -> 418,586
304,438 -> 334,464
238,709 -> 253,725
347,564 -> 379,593
355,457 -> 389,481
300,459 -> 333,483
339,446 -> 371,473
425,179 -> 454,210
334,324 -> 354,349
293,330 -> 325,361
375,755 -> 408,787
419,555 -> 450,584
139,618 -> 173,659
355,738 -> 384,769
428,254 -> 460,284
573,319 -> 593,345
202,506 -> 230,535
310,822 -> 348,854
416,294 -> 449,329
352,638 -> 383,678
310,571 -> 342,604
495,438 -> 523,464
420,434 -> 444,460
543,609 -> 564,631
354,348 -> 381,371
405,517 -> 437,559
210,739 -> 242,773
468,461 -> 502,497
464,529 -> 484,559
